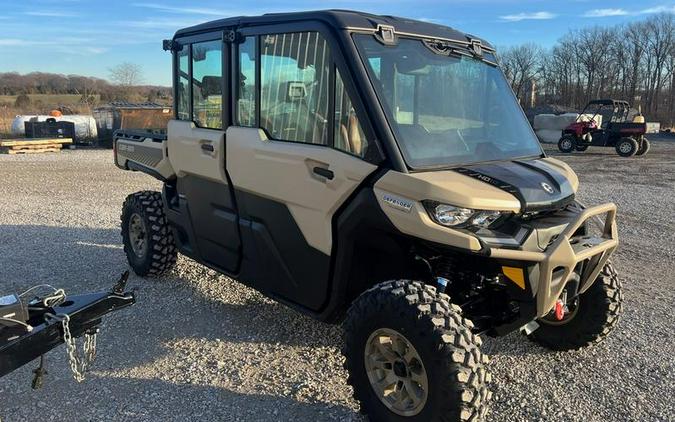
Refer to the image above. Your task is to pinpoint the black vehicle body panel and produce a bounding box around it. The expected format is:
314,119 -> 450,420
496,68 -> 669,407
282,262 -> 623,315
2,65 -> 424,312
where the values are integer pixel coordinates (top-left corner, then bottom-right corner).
176,176 -> 241,273
456,159 -> 575,212
163,167 -> 402,321
174,10 -> 494,50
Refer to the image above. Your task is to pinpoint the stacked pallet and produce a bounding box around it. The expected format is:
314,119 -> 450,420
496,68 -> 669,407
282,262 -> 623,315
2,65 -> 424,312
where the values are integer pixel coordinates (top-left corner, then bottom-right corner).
0,138 -> 72,154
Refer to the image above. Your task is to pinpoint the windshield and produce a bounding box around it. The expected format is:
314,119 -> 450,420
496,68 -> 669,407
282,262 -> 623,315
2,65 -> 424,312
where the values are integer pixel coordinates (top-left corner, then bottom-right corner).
354,35 -> 543,168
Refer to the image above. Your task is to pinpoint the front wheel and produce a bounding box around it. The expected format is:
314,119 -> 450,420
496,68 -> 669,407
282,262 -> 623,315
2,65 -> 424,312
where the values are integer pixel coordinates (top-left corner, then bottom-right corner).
343,280 -> 491,421
615,137 -> 639,157
636,138 -> 650,156
528,262 -> 623,351
121,190 -> 177,277
558,135 -> 576,153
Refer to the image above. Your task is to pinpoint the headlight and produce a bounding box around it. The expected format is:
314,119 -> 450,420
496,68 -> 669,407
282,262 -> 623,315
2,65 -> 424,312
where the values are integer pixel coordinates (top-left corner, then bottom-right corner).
470,210 -> 503,228
423,201 -> 507,229
429,203 -> 474,226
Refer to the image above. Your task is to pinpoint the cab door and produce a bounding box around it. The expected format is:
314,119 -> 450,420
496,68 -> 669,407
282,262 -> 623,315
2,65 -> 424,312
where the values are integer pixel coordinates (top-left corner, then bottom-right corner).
226,30 -> 379,310
169,34 -> 241,273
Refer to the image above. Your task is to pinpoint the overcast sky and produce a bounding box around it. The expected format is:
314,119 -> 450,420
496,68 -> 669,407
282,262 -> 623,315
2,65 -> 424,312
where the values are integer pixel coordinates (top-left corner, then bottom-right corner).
1,0 -> 674,86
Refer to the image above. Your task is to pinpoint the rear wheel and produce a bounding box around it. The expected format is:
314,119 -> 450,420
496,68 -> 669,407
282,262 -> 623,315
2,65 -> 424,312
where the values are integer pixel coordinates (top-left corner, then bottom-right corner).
121,191 -> 177,277
557,135 -> 576,153
343,280 -> 491,421
528,263 -> 622,351
615,137 -> 639,157
636,138 -> 650,156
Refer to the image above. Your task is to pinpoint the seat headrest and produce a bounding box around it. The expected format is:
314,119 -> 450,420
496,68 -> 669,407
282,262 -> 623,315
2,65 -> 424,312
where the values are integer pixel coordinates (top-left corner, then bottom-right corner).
201,76 -> 222,97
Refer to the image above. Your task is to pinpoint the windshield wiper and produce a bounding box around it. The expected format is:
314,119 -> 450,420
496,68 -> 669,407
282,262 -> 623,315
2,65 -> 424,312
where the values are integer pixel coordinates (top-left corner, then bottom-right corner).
422,39 -> 497,67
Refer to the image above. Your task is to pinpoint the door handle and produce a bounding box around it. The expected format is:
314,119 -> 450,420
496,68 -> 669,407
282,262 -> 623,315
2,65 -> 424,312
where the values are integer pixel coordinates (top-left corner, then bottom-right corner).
312,166 -> 334,180
201,143 -> 214,152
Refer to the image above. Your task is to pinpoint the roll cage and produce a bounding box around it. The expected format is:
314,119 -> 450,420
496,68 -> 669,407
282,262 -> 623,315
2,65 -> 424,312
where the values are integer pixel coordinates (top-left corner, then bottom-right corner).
579,99 -> 632,126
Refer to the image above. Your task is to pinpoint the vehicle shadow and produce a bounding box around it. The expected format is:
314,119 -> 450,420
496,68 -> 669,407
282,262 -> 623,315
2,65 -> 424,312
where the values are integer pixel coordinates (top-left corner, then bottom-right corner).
1,371 -> 360,421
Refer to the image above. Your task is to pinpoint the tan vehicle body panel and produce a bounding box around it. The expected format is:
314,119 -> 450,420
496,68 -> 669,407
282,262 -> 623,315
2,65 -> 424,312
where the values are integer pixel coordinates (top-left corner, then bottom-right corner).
374,168 -> 526,251
226,127 -> 377,255
373,159 -> 581,254
115,135 -> 175,179
167,120 -> 228,183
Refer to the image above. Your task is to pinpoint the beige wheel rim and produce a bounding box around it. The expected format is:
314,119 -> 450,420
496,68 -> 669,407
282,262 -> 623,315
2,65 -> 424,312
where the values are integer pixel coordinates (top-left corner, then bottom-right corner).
128,213 -> 147,258
364,328 -> 429,416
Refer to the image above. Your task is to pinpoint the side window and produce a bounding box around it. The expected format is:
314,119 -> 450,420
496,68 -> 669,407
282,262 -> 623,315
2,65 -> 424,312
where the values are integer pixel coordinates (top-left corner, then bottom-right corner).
260,32 -> 330,144
237,37 -> 256,126
335,70 -> 367,157
176,44 -> 190,120
191,40 -> 222,129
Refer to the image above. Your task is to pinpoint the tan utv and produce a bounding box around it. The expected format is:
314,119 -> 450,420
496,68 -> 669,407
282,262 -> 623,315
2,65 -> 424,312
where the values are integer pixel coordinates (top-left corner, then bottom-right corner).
114,10 -> 623,421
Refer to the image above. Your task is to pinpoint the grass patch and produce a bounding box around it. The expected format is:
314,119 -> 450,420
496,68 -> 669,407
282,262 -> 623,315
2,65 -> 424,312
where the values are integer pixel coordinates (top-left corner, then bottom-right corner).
0,94 -> 99,106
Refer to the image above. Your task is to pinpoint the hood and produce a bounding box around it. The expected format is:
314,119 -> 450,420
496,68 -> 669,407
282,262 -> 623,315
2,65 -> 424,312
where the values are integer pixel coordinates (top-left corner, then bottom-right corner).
454,158 -> 576,212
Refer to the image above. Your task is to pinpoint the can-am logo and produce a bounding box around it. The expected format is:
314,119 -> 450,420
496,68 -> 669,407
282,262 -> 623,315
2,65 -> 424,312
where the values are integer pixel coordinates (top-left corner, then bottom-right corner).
541,182 -> 555,194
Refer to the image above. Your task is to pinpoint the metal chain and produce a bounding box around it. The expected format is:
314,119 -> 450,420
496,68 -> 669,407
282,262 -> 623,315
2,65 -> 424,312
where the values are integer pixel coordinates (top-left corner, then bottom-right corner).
45,313 -> 98,383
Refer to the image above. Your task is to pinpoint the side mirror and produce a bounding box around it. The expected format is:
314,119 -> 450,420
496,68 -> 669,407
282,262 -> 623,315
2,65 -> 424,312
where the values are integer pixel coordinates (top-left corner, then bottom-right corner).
163,39 -> 182,52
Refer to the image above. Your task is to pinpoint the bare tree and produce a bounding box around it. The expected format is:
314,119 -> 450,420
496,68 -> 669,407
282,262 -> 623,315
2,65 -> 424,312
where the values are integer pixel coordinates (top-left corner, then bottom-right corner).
108,62 -> 144,101
500,43 -> 543,107
108,62 -> 144,87
517,13 -> 675,126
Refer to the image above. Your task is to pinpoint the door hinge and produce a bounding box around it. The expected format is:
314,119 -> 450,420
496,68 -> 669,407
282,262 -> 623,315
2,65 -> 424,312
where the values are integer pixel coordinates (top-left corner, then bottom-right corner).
375,24 -> 397,46
469,38 -> 483,57
223,30 -> 242,43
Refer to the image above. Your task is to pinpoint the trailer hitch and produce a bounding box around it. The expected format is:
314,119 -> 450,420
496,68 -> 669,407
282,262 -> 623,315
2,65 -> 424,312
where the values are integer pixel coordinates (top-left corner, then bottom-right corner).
0,272 -> 136,387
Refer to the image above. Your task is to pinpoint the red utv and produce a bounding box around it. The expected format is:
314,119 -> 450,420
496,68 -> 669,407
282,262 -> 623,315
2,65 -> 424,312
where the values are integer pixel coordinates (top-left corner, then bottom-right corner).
558,99 -> 649,157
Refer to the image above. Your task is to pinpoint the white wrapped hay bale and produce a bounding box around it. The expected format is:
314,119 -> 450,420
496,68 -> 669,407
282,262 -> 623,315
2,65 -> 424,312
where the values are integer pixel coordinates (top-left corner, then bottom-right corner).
62,115 -> 98,140
534,113 -> 601,131
10,114 -> 97,141
646,122 -> 660,133
533,114 -> 559,130
536,129 -> 562,144
11,115 -> 44,136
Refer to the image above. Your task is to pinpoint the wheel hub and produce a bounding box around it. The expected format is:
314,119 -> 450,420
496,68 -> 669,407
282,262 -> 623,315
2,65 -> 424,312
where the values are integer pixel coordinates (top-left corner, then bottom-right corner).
393,360 -> 408,377
364,328 -> 429,416
128,213 -> 148,258
562,139 -> 572,149
619,142 -> 631,153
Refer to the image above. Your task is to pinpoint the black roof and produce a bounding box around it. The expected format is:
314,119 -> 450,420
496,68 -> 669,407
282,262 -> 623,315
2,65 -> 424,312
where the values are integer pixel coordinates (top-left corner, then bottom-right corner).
174,9 -> 492,49
587,99 -> 630,106
95,101 -> 170,110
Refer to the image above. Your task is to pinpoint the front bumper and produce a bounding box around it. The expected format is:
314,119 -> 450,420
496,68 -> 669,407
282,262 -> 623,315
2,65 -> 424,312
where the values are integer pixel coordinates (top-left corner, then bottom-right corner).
488,203 -> 618,318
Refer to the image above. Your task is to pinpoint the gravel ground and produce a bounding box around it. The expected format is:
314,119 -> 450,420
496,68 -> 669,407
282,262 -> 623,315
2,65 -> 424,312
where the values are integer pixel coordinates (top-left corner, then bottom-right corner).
0,143 -> 674,421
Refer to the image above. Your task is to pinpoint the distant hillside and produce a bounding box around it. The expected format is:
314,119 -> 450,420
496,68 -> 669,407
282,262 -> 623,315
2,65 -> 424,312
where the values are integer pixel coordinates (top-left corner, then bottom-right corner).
0,71 -> 171,105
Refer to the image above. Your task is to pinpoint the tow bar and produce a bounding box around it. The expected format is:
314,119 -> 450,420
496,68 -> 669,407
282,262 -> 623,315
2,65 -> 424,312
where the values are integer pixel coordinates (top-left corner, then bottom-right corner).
0,272 -> 135,388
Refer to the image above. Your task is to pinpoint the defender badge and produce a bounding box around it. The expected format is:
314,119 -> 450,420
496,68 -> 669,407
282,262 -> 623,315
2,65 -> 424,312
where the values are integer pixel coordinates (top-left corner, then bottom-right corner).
541,182 -> 555,194
382,194 -> 413,213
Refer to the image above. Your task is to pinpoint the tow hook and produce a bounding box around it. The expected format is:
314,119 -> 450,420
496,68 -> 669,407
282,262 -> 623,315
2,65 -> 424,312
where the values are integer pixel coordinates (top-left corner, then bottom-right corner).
554,291 -> 569,321
554,299 -> 566,320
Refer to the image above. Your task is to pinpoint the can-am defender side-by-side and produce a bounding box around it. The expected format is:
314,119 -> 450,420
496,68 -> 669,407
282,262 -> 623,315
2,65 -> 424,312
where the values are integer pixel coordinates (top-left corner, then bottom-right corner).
114,11 -> 622,421
558,99 -> 649,156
